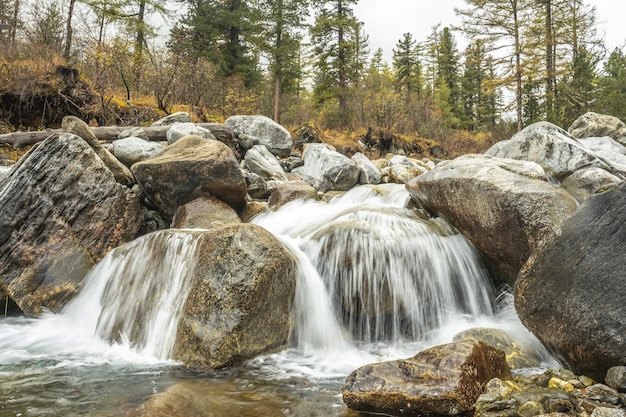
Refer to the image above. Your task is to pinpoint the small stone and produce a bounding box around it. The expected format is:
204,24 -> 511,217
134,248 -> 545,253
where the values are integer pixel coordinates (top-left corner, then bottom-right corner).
606,367 -> 626,393
549,377 -> 575,392
590,407 -> 626,417
584,384 -> 621,406
518,400 -> 545,417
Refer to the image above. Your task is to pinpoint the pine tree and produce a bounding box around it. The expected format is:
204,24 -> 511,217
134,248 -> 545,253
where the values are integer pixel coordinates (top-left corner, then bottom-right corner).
257,0 -> 309,123
456,0 -> 533,131
310,0 -> 365,125
392,32 -> 422,102
171,0 -> 261,87
461,40 -> 499,130
594,48 -> 626,121
560,46 -> 597,126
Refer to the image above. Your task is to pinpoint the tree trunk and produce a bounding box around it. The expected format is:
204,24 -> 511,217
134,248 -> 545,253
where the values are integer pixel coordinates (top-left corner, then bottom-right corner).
0,123 -> 234,148
63,0 -> 77,61
514,3 -> 523,131
133,0 -> 146,89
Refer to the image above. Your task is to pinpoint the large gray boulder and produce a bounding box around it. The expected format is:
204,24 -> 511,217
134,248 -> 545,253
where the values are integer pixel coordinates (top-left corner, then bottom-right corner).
174,224 -> 296,369
0,133 -> 142,315
301,143 -> 360,192
225,115 -> 293,157
406,154 -> 578,286
111,136 -> 165,167
486,122 -> 624,180
243,144 -> 288,182
569,112 -> 626,145
343,339 -> 511,417
516,181 -> 626,381
131,135 -> 247,218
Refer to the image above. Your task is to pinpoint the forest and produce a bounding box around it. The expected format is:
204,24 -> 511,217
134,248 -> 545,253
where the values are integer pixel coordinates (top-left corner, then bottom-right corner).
1,0 -> 625,156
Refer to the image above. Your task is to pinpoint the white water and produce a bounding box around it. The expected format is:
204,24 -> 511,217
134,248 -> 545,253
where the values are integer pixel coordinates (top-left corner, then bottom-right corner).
0,184 -> 557,416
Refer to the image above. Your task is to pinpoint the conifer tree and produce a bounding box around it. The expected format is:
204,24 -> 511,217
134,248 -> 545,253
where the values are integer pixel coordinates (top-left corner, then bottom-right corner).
392,32 -> 422,102
310,0 -> 366,126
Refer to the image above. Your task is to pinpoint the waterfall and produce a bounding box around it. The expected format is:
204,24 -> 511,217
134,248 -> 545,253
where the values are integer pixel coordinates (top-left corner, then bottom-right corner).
253,184 -> 496,349
62,231 -> 200,360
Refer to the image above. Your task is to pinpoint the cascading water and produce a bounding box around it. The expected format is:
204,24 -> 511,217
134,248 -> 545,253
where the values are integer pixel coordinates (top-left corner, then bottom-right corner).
253,184 -> 495,347
0,184 -> 556,417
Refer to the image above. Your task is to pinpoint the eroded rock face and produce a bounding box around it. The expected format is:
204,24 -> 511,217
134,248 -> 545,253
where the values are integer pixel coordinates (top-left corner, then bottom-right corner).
131,135 -> 247,218
0,133 -> 142,315
174,224 -> 296,369
343,339 -> 511,417
406,154 -> 577,286
516,181 -> 626,381
569,112 -> 626,145
225,115 -> 293,157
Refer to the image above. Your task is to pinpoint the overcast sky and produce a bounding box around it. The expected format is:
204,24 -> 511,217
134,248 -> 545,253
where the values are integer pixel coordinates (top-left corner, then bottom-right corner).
353,0 -> 626,62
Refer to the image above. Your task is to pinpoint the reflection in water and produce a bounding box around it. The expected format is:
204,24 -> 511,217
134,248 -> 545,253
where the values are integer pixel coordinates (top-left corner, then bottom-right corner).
0,185 -> 554,417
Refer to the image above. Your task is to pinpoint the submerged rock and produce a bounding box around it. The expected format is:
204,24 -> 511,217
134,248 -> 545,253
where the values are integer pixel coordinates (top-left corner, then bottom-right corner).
132,135 -> 247,218
516,181 -> 626,381
407,154 -> 577,286
0,133 -> 142,315
343,339 -> 511,417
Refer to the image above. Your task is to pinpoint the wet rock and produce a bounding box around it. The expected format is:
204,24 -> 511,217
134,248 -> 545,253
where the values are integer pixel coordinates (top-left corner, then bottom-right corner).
225,115 -> 293,158
125,380 -> 288,417
62,115 -> 135,186
486,122 -> 623,180
516,180 -> 626,381
0,133 -> 142,315
244,145 -> 288,181
268,180 -> 318,209
342,339 -> 511,417
151,111 -> 191,126
453,327 -> 541,370
352,152 -> 382,185
606,367 -> 626,393
240,201 -> 269,222
174,223 -> 296,369
569,112 -> 626,145
407,154 -> 577,286
301,143 -> 359,192
111,137 -> 165,167
131,135 -> 247,218
171,196 -> 241,231
166,122 -> 216,145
